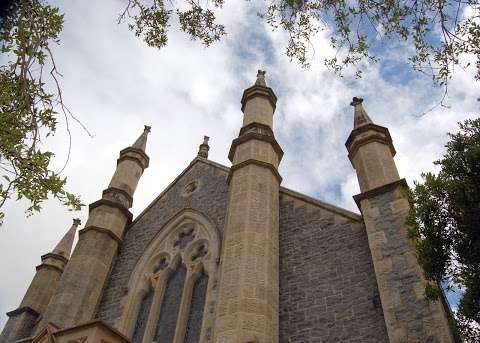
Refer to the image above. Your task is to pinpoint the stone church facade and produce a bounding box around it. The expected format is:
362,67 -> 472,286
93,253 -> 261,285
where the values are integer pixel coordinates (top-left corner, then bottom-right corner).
1,72 -> 455,343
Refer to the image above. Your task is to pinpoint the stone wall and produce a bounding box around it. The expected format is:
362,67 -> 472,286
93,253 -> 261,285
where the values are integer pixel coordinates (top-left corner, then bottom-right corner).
96,160 -> 229,326
279,193 -> 389,343
358,181 -> 453,343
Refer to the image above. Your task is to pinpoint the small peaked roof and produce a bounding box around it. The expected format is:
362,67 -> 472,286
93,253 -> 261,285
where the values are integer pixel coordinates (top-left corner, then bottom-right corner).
132,125 -> 151,151
255,69 -> 267,87
350,97 -> 373,128
51,218 -> 81,259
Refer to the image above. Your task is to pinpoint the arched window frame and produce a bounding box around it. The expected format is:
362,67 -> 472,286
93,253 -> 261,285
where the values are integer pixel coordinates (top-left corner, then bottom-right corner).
117,209 -> 221,343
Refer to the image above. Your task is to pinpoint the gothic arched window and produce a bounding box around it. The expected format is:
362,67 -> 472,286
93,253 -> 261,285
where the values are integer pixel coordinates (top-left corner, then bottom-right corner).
119,209 -> 220,343
154,263 -> 187,341
131,288 -> 154,343
184,271 -> 209,343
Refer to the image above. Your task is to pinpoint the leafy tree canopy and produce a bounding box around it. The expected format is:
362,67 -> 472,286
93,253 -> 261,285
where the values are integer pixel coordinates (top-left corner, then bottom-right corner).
0,0 -> 83,225
1,0 -> 479,224
407,118 -> 480,341
122,0 -> 480,85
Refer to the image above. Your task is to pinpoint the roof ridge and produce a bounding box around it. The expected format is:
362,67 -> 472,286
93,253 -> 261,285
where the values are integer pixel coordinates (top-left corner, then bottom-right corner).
131,158 -> 362,225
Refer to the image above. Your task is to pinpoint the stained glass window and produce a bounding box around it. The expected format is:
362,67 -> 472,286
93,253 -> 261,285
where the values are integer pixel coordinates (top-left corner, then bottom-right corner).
132,288 -> 154,343
154,264 -> 187,342
184,272 -> 209,343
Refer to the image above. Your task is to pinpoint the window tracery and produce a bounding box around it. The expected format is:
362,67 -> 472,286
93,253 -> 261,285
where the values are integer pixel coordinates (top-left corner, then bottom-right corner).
117,209 -> 220,343
184,272 -> 209,343
154,264 -> 187,342
131,288 -> 154,343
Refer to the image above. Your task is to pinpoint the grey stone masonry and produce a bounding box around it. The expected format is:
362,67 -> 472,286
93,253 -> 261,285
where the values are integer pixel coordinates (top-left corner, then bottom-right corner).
356,180 -> 453,343
279,193 -> 389,343
96,159 -> 229,325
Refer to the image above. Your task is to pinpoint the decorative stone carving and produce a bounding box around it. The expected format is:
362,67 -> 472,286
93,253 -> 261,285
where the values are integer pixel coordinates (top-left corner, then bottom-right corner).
181,180 -> 200,197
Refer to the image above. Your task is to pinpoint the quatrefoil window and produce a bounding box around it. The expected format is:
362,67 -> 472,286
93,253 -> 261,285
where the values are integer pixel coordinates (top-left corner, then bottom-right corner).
173,227 -> 195,249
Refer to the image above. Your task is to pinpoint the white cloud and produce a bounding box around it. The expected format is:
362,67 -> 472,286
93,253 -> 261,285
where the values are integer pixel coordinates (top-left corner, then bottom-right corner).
1,0 -> 478,329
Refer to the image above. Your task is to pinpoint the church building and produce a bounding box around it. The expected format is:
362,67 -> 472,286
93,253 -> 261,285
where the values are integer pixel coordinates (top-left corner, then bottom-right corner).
1,71 -> 455,343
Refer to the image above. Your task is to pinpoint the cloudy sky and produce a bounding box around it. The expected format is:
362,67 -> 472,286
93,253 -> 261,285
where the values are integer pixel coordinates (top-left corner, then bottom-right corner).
0,0 -> 478,329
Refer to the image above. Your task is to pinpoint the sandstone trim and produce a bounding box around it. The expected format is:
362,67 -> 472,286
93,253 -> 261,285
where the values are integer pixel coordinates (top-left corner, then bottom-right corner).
239,121 -> 274,137
35,263 -> 64,274
103,187 -> 134,208
353,178 -> 408,212
53,319 -> 131,342
40,252 -> 68,264
89,199 -> 133,223
240,85 -> 277,112
6,307 -> 39,318
130,158 -> 358,228
280,187 -> 362,222
119,147 -> 150,166
228,132 -> 284,162
79,225 -> 123,244
227,159 -> 282,184
345,124 -> 396,162
117,155 -> 148,172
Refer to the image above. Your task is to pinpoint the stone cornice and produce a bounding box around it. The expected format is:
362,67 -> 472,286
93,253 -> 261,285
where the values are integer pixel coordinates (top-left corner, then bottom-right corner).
241,85 -> 277,112
280,187 -> 362,222
228,132 -> 284,163
129,158 -> 361,227
6,306 -> 39,318
102,187 -> 133,208
53,319 -> 131,342
353,178 -> 408,211
239,121 -> 274,137
79,225 -> 123,244
227,159 -> 282,184
40,252 -> 68,264
118,147 -> 150,169
345,124 -> 396,163
36,263 -> 64,274
89,199 -> 133,223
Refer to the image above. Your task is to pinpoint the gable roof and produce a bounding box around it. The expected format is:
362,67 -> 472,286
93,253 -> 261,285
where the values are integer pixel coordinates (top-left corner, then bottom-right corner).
131,158 -> 362,226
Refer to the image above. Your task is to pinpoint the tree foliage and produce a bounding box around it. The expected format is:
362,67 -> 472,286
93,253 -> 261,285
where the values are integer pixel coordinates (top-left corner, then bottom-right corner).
407,118 -> 480,341
0,0 -> 83,225
121,0 -> 480,85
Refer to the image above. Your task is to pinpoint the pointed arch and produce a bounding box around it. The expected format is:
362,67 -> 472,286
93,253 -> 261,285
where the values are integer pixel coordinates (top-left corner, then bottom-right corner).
117,208 -> 221,343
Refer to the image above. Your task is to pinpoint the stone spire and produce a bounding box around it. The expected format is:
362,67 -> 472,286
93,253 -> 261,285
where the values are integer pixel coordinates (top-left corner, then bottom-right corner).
346,98 -> 398,193
0,219 -> 82,343
345,98 -> 455,343
51,219 -> 81,259
350,97 -> 373,128
132,125 -> 151,151
255,69 -> 267,86
240,70 -> 277,129
197,136 -> 210,159
215,71 -> 282,343
36,126 -> 151,332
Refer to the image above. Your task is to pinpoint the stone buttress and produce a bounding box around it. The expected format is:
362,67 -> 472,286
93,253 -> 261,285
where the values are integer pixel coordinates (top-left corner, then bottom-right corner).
0,219 -> 81,343
213,71 -> 283,343
35,126 -> 151,332
346,98 -> 454,343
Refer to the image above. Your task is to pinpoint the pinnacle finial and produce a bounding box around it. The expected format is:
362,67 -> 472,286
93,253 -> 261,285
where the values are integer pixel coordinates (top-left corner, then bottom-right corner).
255,70 -> 267,87
51,219 -> 81,259
132,125 -> 151,151
197,135 -> 210,159
350,97 -> 373,128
